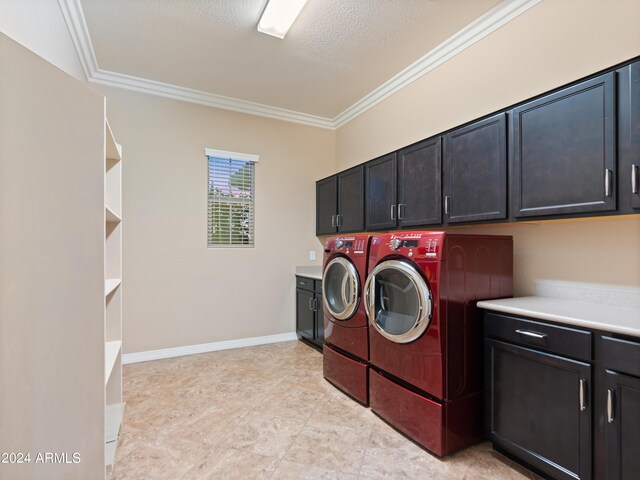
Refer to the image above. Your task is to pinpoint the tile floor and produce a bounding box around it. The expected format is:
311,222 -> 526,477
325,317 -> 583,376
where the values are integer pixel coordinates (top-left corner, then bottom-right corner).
111,341 -> 541,480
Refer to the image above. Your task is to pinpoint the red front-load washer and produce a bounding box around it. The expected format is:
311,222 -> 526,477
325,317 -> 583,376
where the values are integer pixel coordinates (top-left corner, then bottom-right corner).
364,231 -> 513,456
322,235 -> 371,405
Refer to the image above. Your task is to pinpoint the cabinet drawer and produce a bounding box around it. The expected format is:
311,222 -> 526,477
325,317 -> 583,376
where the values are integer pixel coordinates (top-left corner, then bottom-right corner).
296,276 -> 315,291
314,280 -> 322,294
484,312 -> 591,361
602,335 -> 640,378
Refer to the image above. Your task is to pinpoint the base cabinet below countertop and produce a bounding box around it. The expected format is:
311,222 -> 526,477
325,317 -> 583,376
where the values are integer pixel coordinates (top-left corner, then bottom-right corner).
296,276 -> 323,349
483,310 -> 640,480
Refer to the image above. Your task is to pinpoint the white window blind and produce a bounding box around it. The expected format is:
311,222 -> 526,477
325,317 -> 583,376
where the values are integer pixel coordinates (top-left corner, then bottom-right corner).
206,149 -> 257,247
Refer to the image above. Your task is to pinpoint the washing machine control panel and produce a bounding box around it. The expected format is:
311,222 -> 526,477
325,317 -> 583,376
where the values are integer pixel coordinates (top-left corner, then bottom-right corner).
327,236 -> 369,255
390,238 -> 419,250
380,232 -> 444,259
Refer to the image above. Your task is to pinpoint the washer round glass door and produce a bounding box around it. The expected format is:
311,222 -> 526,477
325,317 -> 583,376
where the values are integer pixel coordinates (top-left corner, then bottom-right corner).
322,257 -> 360,320
364,260 -> 432,343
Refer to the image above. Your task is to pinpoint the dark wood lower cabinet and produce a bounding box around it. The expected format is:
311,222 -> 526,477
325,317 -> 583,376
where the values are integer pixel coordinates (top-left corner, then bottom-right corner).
600,334 -> 640,480
296,288 -> 315,341
485,338 -> 591,480
605,371 -> 640,480
295,276 -> 324,349
484,311 -> 640,480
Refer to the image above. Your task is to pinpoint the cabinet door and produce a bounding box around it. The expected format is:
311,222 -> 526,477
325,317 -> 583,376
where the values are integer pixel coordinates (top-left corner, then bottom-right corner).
337,166 -> 364,233
296,289 -> 314,341
605,370 -> 640,480
511,72 -> 616,218
486,339 -> 591,480
617,61 -> 640,212
316,176 -> 338,235
365,153 -> 397,230
398,137 -> 442,227
443,113 -> 507,223
315,293 -> 324,345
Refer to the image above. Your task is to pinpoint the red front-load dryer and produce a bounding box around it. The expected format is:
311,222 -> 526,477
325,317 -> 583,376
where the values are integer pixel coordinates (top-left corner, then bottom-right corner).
322,235 -> 371,405
365,231 -> 513,456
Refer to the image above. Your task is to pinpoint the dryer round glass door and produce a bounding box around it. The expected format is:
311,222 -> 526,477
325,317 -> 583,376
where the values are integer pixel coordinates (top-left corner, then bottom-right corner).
322,257 -> 360,320
364,260 -> 432,343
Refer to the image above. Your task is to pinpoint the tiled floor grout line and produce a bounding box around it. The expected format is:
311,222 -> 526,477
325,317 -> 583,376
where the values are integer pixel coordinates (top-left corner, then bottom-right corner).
265,412 -> 310,479
355,420 -> 374,480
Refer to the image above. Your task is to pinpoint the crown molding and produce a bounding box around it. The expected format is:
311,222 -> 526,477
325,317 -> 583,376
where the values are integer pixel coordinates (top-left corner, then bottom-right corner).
58,0 -> 98,79
90,68 -> 336,129
59,0 -> 541,131
332,0 -> 542,128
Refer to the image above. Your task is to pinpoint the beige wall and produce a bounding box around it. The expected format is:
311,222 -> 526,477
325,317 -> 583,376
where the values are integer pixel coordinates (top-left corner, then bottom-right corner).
99,86 -> 335,353
335,0 -> 640,294
0,0 -> 85,81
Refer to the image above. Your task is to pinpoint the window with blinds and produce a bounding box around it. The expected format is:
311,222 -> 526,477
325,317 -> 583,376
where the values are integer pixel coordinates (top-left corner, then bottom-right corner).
206,149 -> 258,247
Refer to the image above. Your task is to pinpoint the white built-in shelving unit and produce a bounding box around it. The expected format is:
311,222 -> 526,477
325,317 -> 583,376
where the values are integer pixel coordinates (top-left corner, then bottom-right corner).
3,35 -> 122,478
105,119 -> 124,472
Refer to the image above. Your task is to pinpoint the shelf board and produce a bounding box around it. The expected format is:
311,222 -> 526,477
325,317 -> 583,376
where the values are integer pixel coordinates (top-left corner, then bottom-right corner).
105,400 -> 124,474
105,341 -> 122,385
106,402 -> 125,443
105,205 -> 121,224
105,279 -> 121,297
106,120 -> 122,163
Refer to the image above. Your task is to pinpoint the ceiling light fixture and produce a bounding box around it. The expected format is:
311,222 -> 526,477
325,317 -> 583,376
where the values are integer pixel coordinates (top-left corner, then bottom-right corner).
257,0 -> 309,39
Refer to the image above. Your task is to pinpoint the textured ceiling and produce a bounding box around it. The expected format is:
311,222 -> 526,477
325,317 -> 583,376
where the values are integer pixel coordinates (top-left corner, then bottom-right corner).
80,0 -> 501,118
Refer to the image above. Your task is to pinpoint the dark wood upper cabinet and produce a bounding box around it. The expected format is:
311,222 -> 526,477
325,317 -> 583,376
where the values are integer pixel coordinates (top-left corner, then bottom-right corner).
398,137 -> 442,227
510,72 -> 616,218
618,61 -> 640,212
365,153 -> 397,230
316,176 -> 337,235
337,166 -> 364,233
443,113 -> 507,224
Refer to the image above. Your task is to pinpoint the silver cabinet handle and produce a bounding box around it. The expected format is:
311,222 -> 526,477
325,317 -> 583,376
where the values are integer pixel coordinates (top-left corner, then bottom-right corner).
605,169 -> 612,197
313,298 -> 318,311
632,164 -> 639,194
308,298 -> 314,310
398,204 -> 404,219
336,215 -> 341,227
515,329 -> 548,339
607,389 -> 615,423
390,204 -> 396,220
444,196 -> 450,215
331,215 -> 336,227
579,379 -> 587,411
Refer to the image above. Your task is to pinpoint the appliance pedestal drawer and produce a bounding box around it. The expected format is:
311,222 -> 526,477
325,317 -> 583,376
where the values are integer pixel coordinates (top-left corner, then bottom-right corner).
370,369 -> 483,457
323,344 -> 368,405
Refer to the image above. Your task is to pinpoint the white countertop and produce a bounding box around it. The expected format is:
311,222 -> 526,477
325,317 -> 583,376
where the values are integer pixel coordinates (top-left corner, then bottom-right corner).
478,296 -> 640,337
295,266 -> 322,281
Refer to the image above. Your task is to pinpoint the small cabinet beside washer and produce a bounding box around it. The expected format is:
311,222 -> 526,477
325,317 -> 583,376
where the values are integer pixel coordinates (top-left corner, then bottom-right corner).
295,275 -> 324,349
484,313 -> 592,480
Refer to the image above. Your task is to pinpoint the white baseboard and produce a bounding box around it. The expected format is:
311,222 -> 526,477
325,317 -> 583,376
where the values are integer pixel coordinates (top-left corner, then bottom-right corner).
122,332 -> 298,364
